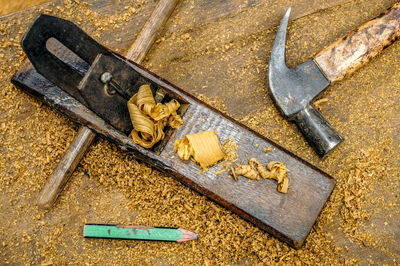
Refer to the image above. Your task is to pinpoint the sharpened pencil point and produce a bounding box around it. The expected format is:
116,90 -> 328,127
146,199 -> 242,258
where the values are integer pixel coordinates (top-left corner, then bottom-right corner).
177,228 -> 198,242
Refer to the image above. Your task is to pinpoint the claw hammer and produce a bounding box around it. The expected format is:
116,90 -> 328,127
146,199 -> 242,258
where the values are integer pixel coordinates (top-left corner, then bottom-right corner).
37,0 -> 179,209
269,4 -> 400,157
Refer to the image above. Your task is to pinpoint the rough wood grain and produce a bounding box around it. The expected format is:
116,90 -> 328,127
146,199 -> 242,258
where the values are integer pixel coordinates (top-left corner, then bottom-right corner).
11,44 -> 335,248
314,2 -> 400,82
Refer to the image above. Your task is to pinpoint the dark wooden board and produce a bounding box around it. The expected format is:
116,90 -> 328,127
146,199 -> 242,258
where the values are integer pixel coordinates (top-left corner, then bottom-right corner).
12,43 -> 335,248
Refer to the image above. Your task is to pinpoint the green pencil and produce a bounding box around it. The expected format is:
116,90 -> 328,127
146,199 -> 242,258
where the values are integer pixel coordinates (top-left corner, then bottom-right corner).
83,224 -> 198,242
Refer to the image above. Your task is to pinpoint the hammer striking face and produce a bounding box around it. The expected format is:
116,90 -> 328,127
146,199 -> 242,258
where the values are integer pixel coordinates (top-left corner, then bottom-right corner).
269,4 -> 400,157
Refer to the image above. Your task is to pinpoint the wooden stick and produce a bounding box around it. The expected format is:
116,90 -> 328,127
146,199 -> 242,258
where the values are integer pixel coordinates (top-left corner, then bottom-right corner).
37,0 -> 180,209
126,0 -> 179,62
37,126 -> 95,208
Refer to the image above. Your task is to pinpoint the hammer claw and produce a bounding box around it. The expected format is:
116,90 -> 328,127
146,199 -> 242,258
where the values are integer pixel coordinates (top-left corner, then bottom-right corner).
269,7 -> 291,71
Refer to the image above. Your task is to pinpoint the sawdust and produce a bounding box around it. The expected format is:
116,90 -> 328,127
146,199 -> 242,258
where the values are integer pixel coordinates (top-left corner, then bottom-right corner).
220,137 -> 239,175
0,0 -> 399,264
195,93 -> 227,114
0,0 -> 50,16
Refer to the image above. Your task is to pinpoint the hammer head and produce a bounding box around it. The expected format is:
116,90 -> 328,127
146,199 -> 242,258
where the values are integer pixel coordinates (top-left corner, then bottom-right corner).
268,8 -> 343,157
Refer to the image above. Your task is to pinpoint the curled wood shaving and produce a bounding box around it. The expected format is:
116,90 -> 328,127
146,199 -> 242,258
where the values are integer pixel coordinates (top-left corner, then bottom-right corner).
277,173 -> 290,194
127,84 -> 183,148
314,97 -> 328,111
267,161 -> 287,183
232,159 -> 290,193
174,138 -> 193,161
231,164 -> 259,181
168,113 -> 184,128
174,130 -> 225,169
249,158 -> 270,179
268,161 -> 289,193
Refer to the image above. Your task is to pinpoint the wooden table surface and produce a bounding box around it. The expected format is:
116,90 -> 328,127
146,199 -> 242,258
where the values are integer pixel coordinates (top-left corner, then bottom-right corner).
0,0 -> 399,264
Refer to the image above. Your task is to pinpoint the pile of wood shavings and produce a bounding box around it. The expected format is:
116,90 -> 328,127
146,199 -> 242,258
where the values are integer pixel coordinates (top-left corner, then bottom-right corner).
128,84 -> 183,148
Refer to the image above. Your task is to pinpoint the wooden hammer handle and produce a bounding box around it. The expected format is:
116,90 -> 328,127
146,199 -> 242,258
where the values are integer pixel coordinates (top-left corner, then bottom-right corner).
314,2 -> 400,82
37,0 -> 179,209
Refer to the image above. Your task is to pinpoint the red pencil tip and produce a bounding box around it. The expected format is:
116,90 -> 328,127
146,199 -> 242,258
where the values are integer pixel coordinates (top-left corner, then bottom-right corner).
177,228 -> 198,242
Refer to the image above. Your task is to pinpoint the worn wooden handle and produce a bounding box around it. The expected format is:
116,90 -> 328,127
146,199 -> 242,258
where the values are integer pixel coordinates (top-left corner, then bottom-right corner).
126,0 -> 179,62
314,2 -> 400,82
37,0 -> 179,209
